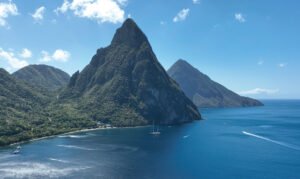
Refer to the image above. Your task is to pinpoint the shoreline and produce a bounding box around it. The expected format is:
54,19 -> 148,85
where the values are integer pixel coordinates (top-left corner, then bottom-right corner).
8,125 -> 149,148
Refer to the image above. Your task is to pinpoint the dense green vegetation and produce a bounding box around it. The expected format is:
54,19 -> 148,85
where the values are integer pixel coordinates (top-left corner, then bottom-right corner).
13,64 -> 70,91
0,19 -> 200,146
0,68 -> 96,146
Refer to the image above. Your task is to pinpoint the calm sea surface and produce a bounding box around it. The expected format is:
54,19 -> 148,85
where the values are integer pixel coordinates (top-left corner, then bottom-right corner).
0,100 -> 300,179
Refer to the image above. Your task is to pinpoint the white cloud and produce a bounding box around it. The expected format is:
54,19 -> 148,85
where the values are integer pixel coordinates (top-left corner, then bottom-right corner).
31,6 -> 45,22
40,49 -> 70,62
0,48 -> 28,69
257,60 -> 264,65
173,8 -> 190,22
19,48 -> 32,59
278,63 -> 287,68
52,49 -> 70,62
192,0 -> 200,4
239,88 -> 279,95
0,1 -> 18,27
55,0 -> 70,14
160,21 -> 165,25
55,0 -> 127,24
116,0 -> 127,6
235,13 -> 246,23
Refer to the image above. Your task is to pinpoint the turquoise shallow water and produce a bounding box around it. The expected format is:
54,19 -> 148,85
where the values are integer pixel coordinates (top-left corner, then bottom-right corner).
0,100 -> 300,178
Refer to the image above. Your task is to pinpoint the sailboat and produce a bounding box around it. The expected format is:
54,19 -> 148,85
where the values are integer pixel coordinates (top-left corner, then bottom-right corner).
150,120 -> 161,135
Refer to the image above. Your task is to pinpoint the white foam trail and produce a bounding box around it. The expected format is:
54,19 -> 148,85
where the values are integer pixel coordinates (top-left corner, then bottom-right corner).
57,145 -> 97,151
183,135 -> 190,139
242,131 -> 300,151
259,125 -> 273,129
48,158 -> 70,163
69,135 -> 87,138
0,162 -> 90,178
58,135 -> 87,138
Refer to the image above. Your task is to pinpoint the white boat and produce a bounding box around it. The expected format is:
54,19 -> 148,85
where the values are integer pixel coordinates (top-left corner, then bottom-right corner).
150,131 -> 161,135
150,121 -> 161,135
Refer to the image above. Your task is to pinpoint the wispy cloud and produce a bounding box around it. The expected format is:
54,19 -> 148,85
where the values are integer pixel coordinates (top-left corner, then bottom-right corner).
55,0 -> 127,24
40,49 -> 70,62
278,63 -> 287,68
235,13 -> 246,23
0,1 -> 18,27
40,51 -> 51,62
192,0 -> 200,4
51,19 -> 57,24
31,6 -> 45,22
0,48 -> 28,69
19,48 -> 32,59
257,60 -> 264,65
239,88 -> 279,95
173,8 -> 190,22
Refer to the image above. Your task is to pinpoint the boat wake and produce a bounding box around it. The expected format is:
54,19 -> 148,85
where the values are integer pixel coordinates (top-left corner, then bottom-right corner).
57,145 -> 97,151
242,131 -> 300,151
0,162 -> 90,178
183,135 -> 190,139
48,158 -> 70,163
58,135 -> 87,138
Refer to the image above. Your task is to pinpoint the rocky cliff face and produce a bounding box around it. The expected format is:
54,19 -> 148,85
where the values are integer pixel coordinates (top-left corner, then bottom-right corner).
62,19 -> 201,126
13,64 -> 70,91
168,59 -> 263,108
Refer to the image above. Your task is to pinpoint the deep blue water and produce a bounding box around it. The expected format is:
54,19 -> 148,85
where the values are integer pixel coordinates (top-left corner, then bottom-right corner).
0,100 -> 300,178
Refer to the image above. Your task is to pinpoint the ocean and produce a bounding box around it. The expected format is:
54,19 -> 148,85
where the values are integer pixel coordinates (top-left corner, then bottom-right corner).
0,100 -> 299,178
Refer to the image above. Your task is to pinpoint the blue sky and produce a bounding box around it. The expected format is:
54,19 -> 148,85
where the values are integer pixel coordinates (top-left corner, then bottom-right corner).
0,0 -> 299,99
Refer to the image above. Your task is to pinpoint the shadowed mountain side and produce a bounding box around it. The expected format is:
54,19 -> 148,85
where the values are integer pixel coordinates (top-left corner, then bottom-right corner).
167,59 -> 263,108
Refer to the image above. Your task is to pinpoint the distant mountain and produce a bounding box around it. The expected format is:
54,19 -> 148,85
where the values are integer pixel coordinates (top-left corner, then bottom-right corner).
13,64 -> 70,91
61,19 -> 201,126
167,59 -> 263,108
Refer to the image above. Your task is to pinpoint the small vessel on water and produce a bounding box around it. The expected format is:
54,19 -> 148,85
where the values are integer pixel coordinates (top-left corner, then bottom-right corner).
150,120 -> 161,135
12,145 -> 21,154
